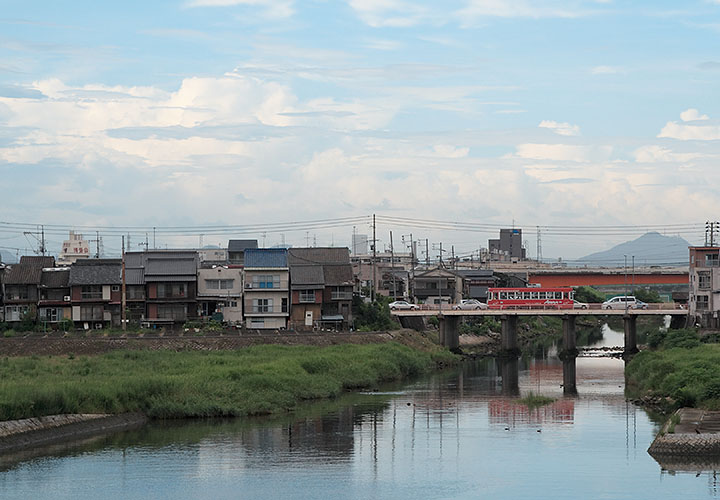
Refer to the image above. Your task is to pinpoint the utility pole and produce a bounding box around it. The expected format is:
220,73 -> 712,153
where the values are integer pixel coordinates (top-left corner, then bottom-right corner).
451,245 -> 455,270
41,225 -> 45,256
372,214 -> 376,303
631,255 -> 635,295
96,231 -> 100,258
153,227 -> 156,249
390,230 -> 396,300
536,226 -> 542,263
121,236 -> 127,331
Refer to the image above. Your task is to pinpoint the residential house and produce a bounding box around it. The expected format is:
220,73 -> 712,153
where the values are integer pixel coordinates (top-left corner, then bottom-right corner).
2,256 -> 54,323
288,261 -> 324,330
288,248 -> 354,329
38,268 -> 72,325
456,269 -> 496,302
197,264 -> 243,324
126,250 -> 199,325
414,267 -> 464,305
689,246 -> 720,327
69,259 -> 121,328
244,248 -> 289,329
228,239 -> 258,265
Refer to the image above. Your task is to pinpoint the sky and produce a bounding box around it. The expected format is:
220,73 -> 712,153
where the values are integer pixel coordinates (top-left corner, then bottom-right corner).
1,0 -> 720,260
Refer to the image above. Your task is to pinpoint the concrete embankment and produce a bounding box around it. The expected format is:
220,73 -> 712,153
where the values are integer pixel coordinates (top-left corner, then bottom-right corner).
0,413 -> 147,455
648,408 -> 720,470
0,332 -> 393,357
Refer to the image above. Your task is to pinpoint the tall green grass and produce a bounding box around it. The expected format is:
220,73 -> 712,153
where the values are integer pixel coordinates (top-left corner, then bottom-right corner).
626,344 -> 720,410
0,343 -> 457,421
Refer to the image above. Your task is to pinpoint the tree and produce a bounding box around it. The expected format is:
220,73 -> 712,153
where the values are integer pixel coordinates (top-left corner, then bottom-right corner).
574,286 -> 605,303
634,287 -> 662,303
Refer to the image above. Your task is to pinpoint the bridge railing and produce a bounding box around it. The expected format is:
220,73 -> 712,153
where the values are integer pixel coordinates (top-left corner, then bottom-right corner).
413,302 -> 686,311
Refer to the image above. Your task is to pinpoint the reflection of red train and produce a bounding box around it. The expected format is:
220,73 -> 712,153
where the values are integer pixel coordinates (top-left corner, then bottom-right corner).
489,398 -> 575,425
488,287 -> 574,310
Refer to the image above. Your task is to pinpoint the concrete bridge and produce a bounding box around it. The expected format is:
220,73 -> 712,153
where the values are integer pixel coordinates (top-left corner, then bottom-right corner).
393,307 -> 688,396
392,307 -> 688,357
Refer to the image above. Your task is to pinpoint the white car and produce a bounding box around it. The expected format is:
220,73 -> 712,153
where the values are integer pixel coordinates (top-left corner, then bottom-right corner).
453,299 -> 489,310
388,300 -> 419,311
602,296 -> 648,310
573,300 -> 589,310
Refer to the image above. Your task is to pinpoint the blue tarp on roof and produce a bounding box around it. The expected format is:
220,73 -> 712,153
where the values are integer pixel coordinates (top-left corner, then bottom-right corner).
244,248 -> 288,268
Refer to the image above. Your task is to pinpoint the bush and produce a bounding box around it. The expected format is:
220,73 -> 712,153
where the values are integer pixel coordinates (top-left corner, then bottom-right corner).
664,329 -> 701,349
352,295 -> 399,331
634,288 -> 662,303
3,330 -> 16,338
574,286 -> 606,303
58,319 -> 74,332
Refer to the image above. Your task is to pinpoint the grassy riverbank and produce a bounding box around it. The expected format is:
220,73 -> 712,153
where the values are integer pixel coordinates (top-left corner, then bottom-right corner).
0,343 -> 458,421
626,329 -> 720,411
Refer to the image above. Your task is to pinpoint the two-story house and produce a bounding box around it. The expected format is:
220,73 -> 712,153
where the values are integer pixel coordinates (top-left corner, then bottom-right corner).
38,268 -> 72,325
244,248 -> 289,329
68,259 -> 121,328
197,264 -> 243,324
414,267 -> 464,305
288,248 -> 354,329
2,256 -> 54,323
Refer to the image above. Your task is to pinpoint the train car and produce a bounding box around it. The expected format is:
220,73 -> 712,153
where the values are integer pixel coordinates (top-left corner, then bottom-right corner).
487,287 -> 574,310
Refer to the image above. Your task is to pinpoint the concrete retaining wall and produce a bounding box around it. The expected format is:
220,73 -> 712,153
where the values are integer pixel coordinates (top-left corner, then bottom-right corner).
0,413 -> 147,454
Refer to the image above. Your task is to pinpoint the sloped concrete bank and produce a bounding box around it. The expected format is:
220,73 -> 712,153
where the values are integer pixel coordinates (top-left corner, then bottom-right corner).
0,413 -> 147,455
648,408 -> 720,457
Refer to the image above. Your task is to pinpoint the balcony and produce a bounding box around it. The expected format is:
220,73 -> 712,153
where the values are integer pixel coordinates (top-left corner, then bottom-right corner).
331,291 -> 353,300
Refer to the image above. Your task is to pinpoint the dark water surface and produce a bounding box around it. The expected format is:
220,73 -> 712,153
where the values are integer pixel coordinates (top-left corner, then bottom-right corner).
2,326 -> 720,499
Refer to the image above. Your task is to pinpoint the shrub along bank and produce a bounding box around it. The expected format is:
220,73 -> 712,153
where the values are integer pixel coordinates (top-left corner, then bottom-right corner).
625,329 -> 720,411
0,343 -> 457,421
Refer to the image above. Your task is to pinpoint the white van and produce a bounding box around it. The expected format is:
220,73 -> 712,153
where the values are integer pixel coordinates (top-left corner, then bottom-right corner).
601,296 -> 648,310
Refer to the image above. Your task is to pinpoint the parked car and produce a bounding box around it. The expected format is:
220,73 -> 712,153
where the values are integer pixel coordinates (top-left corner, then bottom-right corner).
388,300 -> 419,311
602,296 -> 648,310
453,299 -> 489,311
573,299 -> 589,309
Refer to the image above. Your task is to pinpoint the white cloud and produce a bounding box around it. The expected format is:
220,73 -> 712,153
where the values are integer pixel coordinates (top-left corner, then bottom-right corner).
457,0 -> 587,20
658,122 -> 720,141
538,120 -> 580,136
633,145 -> 706,163
347,0 -> 431,28
680,108 -> 709,122
510,143 -> 610,162
185,0 -> 294,18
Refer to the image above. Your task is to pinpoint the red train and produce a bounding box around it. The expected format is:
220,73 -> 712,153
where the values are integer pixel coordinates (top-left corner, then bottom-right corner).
487,287 -> 575,310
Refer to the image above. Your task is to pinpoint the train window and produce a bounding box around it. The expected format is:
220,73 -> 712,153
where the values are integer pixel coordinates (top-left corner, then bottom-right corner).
531,291 -> 539,300
499,292 -> 507,300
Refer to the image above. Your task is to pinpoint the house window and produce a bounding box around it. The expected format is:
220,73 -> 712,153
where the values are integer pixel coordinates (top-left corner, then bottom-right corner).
6,286 -> 29,300
706,254 -> 719,267
253,275 -> 280,288
282,298 -> 288,313
127,286 -> 145,300
699,271 -> 712,290
111,285 -> 120,292
158,304 -> 187,320
206,279 -> 234,290
5,305 -> 29,322
81,285 -> 103,299
250,318 -> 265,328
157,283 -> 186,298
80,305 -> 104,321
299,290 -> 315,303
40,307 -> 61,322
697,295 -> 709,310
252,298 -> 273,313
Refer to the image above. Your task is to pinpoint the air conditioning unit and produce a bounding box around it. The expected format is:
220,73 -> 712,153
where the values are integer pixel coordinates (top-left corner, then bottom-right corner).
245,283 -> 252,289
64,296 -> 71,302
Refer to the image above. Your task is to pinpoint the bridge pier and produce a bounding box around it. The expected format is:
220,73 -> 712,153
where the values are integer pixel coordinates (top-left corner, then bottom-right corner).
561,315 -> 576,352
623,315 -> 638,357
438,315 -> 460,351
500,315 -> 519,355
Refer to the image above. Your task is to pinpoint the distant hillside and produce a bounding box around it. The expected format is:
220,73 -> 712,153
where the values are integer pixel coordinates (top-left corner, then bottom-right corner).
575,232 -> 690,267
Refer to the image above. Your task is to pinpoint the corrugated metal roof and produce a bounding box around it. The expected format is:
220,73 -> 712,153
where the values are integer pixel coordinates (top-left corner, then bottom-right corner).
145,258 -> 197,276
4,256 -> 55,284
245,248 -> 287,268
69,260 -> 121,285
41,269 -> 70,288
125,268 -> 144,285
228,239 -> 258,252
290,265 -> 324,289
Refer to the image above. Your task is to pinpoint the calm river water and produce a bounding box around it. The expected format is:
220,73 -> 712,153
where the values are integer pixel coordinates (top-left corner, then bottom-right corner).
2,325 -> 720,499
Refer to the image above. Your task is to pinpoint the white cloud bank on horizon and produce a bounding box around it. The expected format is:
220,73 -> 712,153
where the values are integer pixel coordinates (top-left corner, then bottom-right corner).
658,109 -> 720,141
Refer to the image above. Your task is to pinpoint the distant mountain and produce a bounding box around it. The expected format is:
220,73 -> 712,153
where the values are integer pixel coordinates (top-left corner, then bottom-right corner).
575,232 -> 690,267
0,250 -> 17,264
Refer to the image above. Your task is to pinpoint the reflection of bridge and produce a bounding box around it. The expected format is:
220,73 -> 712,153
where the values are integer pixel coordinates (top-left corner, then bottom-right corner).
393,307 -> 688,394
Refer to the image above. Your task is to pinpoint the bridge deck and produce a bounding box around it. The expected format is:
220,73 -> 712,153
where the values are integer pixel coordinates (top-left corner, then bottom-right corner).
392,308 -> 687,317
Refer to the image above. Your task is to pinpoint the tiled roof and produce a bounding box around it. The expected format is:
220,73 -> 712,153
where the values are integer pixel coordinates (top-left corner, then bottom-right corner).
125,268 -> 144,285
4,256 -> 55,284
245,248 -> 287,268
323,264 -> 354,286
69,259 -> 121,285
228,239 -> 258,252
144,257 -> 197,277
290,265 -> 325,289
288,247 -> 350,265
123,251 -> 198,283
41,269 -> 70,288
